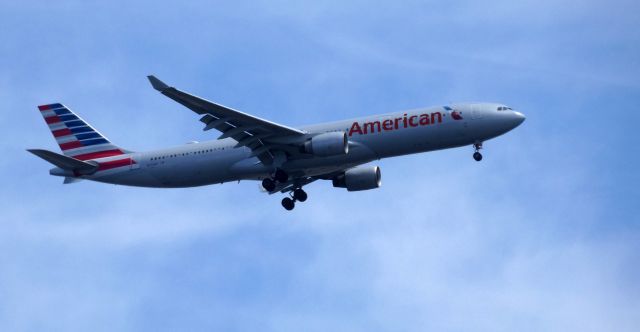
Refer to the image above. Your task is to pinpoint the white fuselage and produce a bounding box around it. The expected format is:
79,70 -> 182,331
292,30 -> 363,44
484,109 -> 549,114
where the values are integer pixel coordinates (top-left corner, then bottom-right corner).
73,102 -> 525,188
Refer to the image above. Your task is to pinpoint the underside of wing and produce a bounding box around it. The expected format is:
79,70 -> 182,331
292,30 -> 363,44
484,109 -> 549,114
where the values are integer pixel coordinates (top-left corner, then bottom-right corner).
148,75 -> 307,164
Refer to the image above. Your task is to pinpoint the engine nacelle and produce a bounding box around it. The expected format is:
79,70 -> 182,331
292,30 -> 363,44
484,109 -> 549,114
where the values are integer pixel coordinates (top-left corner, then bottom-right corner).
304,132 -> 349,157
332,166 -> 381,191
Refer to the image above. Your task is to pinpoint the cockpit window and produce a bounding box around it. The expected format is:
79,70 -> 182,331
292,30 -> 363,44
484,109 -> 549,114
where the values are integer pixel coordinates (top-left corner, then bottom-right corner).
497,106 -> 513,111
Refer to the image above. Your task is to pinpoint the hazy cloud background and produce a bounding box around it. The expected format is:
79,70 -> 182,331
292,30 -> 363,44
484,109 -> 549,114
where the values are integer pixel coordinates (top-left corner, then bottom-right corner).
1,0 -> 638,331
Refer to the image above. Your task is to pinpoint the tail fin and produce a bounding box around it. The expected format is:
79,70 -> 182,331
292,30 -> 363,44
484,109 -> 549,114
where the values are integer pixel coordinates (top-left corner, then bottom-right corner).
37,103 -> 127,160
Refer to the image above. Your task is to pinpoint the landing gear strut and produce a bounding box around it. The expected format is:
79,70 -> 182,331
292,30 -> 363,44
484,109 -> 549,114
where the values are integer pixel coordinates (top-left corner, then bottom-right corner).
274,169 -> 288,183
473,142 -> 483,161
281,187 -> 308,210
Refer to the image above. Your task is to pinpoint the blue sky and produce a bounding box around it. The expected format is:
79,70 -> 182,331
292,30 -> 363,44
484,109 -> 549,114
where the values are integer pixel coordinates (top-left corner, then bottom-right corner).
1,0 -> 639,331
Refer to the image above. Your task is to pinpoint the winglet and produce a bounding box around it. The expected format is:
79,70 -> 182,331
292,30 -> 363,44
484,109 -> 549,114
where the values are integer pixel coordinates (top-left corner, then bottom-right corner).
147,75 -> 169,91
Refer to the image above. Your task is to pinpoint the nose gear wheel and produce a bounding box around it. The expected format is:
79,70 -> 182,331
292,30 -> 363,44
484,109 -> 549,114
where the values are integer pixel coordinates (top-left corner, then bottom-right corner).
473,142 -> 483,162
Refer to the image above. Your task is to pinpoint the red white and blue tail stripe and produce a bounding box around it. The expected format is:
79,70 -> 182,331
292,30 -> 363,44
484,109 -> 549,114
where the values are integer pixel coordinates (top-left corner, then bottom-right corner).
38,103 -> 126,161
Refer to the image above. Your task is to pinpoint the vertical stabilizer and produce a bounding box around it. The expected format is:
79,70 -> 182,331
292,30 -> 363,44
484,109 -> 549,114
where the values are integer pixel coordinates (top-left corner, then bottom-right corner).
37,103 -> 127,160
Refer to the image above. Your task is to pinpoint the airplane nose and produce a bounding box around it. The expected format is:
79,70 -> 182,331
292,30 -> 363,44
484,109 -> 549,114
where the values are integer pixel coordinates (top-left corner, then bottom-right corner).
512,111 -> 526,127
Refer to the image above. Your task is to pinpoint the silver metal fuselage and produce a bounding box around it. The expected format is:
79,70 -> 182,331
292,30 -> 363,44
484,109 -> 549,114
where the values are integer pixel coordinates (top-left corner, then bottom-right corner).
76,103 -> 525,188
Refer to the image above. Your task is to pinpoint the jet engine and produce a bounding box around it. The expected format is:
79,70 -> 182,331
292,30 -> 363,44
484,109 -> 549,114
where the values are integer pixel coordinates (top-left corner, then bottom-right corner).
304,132 -> 349,157
332,166 -> 381,191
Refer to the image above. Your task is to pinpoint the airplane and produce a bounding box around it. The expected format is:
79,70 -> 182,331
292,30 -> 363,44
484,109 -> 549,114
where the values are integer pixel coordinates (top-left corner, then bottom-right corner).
28,75 -> 525,210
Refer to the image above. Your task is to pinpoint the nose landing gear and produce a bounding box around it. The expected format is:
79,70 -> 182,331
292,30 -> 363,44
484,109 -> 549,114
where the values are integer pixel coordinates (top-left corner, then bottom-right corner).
473,142 -> 483,161
281,187 -> 308,210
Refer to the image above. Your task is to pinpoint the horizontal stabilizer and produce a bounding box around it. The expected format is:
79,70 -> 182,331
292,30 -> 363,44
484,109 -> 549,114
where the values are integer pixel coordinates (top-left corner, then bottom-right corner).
27,149 -> 97,173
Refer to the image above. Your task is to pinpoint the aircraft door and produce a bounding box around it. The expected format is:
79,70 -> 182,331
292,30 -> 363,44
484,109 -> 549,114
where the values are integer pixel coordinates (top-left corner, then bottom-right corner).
471,104 -> 484,119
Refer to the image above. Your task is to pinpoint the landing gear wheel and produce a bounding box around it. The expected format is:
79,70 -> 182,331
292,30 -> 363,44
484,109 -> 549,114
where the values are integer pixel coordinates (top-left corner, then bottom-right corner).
293,188 -> 308,202
262,178 -> 276,192
274,169 -> 288,183
472,141 -> 483,162
281,197 -> 295,210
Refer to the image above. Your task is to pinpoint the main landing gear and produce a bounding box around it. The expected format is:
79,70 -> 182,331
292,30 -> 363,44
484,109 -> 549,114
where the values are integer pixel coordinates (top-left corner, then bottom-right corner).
281,188 -> 308,211
274,169 -> 288,182
260,169 -> 308,210
261,169 -> 289,192
473,142 -> 483,161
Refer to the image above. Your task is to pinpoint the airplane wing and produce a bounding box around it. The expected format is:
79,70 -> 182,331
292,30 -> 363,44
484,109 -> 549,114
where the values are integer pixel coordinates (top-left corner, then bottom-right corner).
148,75 -> 306,164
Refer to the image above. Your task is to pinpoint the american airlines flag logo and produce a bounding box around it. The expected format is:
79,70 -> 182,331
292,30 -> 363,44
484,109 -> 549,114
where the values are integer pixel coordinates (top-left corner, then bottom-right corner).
38,103 -> 125,161
451,111 -> 463,120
